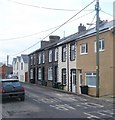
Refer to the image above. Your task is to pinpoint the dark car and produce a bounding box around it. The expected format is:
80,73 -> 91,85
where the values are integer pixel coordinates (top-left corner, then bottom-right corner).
0,79 -> 25,101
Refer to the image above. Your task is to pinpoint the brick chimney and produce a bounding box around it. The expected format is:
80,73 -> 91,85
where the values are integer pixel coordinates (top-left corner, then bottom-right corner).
41,41 -> 49,48
78,23 -> 86,33
49,35 -> 60,43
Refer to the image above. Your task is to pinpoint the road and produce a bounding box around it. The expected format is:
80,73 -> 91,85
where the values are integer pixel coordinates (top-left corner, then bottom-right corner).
2,83 -> 114,119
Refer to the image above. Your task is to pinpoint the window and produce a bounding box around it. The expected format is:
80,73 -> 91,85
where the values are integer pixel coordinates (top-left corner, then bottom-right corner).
71,69 -> 76,85
34,54 -> 36,65
38,68 -> 41,80
55,48 -> 58,61
95,39 -> 104,52
30,55 -> 33,65
21,63 -> 23,70
62,46 -> 66,62
70,44 -> 75,60
17,62 -> 18,70
86,72 -> 96,87
30,69 -> 33,79
62,69 -> 66,85
42,52 -> 45,63
80,43 -> 88,55
38,53 -> 41,64
48,67 -> 53,80
49,50 -> 52,62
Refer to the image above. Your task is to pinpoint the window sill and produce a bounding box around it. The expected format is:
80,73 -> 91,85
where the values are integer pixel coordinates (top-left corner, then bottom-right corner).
88,85 -> 96,88
80,53 -> 88,55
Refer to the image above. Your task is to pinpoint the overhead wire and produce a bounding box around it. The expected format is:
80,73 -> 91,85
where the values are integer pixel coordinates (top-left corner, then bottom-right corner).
87,13 -> 96,29
100,10 -> 113,17
0,10 -> 95,41
8,0 -> 93,12
11,0 -> 96,56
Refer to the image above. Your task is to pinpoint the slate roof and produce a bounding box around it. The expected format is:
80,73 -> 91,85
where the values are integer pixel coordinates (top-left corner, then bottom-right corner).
57,20 -> 115,45
21,54 -> 28,63
28,20 -> 115,55
12,55 -> 28,64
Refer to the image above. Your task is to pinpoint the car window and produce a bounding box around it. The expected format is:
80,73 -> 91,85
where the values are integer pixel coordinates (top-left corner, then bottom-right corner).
2,81 -> 21,87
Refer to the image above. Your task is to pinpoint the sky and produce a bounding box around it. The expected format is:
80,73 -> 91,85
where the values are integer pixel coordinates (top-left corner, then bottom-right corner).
0,0 -> 114,64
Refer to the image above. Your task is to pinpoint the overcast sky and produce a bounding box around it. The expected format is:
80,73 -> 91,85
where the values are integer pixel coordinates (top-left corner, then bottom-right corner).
0,0 -> 114,64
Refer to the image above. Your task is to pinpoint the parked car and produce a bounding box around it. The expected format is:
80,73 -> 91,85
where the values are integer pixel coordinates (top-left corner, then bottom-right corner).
0,79 -> 25,101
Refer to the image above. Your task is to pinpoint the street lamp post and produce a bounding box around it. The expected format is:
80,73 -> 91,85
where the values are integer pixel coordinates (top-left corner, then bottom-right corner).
95,0 -> 100,97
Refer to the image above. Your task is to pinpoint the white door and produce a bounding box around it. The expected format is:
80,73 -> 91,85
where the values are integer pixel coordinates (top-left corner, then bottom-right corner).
72,70 -> 76,93
79,73 -> 82,94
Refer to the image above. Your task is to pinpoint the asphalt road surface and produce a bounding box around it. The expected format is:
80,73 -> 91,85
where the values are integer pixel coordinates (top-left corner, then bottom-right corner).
1,83 -> 115,119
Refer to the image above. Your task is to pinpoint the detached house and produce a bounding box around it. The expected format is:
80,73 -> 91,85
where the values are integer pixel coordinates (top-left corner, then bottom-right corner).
12,54 -> 28,82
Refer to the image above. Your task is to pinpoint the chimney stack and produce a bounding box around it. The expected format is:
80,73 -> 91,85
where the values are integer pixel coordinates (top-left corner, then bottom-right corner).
49,35 -> 60,43
78,23 -> 86,33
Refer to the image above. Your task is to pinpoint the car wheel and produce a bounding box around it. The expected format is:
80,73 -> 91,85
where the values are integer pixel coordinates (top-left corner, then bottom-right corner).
20,96 -> 25,101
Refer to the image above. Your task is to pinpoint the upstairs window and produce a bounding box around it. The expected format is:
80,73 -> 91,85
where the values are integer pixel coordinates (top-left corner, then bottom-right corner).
33,54 -> 36,65
70,44 -> 75,61
49,50 -> 52,62
62,46 -> 66,62
55,48 -> 58,61
42,52 -> 45,63
38,53 -> 41,64
30,55 -> 33,65
17,62 -> 18,70
21,63 -> 23,70
80,43 -> 88,55
95,39 -> 104,52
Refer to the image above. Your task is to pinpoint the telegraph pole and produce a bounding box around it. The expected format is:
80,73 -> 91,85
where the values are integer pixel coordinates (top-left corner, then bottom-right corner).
95,0 -> 100,97
6,55 -> 9,78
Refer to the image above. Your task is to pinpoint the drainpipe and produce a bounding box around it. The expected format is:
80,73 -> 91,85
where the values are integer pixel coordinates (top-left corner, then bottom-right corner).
67,44 -> 70,91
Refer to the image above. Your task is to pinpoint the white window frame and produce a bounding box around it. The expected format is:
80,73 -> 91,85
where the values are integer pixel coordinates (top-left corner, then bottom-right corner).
80,43 -> 88,55
42,52 -> 45,63
17,62 -> 18,70
49,50 -> 52,62
30,55 -> 33,65
62,69 -> 66,85
70,44 -> 75,60
55,48 -> 58,61
48,67 -> 53,80
21,62 -> 23,70
94,39 -> 104,52
86,72 -> 96,87
38,53 -> 41,64
62,46 -> 66,62
38,68 -> 42,80
30,69 -> 33,79
34,54 -> 36,65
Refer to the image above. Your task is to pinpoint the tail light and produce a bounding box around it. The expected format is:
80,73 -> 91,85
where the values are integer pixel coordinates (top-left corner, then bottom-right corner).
0,88 -> 5,93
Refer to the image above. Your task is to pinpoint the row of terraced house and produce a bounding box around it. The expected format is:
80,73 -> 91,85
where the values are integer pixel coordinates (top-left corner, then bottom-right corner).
28,20 -> 115,97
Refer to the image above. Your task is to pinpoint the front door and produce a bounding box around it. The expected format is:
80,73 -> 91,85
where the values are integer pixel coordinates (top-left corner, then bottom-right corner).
79,72 -> 82,94
54,66 -> 58,83
71,69 -> 76,93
